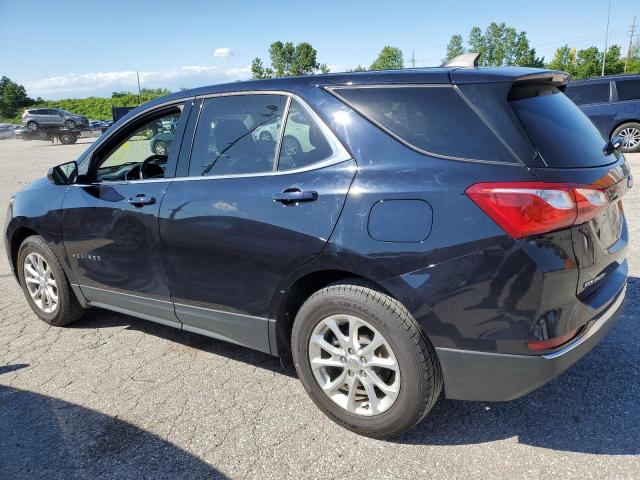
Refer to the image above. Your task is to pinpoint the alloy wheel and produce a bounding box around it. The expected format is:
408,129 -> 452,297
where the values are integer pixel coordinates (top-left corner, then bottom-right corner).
308,314 -> 400,416
619,127 -> 640,150
23,252 -> 59,314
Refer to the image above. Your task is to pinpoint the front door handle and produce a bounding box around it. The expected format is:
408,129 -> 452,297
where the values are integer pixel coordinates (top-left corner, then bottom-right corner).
273,189 -> 318,205
127,194 -> 156,207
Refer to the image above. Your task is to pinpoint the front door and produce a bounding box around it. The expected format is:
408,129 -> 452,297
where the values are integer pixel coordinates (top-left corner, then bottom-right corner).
160,94 -> 356,351
61,103 -> 189,326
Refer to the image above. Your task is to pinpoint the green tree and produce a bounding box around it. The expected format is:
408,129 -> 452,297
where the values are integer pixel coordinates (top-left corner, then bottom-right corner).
370,46 -> 404,70
0,76 -> 32,118
452,23 -> 538,67
252,41 -> 325,78
444,34 -> 465,61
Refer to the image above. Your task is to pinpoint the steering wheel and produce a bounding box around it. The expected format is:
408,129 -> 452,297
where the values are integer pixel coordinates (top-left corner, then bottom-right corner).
139,154 -> 167,179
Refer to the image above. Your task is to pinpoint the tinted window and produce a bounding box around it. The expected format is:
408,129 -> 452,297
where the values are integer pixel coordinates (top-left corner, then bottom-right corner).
277,99 -> 341,170
616,79 -> 640,101
564,83 -> 610,105
332,86 -> 516,163
189,94 -> 286,176
510,89 -> 613,168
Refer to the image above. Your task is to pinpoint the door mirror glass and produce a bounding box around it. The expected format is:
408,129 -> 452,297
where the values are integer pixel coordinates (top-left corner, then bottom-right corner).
47,160 -> 78,185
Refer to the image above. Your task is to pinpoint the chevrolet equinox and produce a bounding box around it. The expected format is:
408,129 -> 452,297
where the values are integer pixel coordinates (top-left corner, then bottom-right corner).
5,61 -> 630,438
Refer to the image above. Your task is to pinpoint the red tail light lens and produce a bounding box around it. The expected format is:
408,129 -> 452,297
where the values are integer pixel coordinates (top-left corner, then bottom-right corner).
466,182 -> 609,238
526,326 -> 582,351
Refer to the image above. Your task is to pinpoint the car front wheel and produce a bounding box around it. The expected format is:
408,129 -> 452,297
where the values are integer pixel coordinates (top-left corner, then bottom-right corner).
64,119 -> 77,129
17,235 -> 85,326
153,141 -> 168,155
26,121 -> 38,131
613,122 -> 640,153
291,279 -> 442,439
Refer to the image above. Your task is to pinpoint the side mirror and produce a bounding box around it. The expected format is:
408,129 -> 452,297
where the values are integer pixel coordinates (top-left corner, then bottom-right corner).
47,160 -> 78,185
603,136 -> 623,155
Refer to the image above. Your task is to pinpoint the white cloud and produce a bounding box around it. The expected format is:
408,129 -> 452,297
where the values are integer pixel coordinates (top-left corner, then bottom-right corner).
23,65 -> 251,98
213,47 -> 233,58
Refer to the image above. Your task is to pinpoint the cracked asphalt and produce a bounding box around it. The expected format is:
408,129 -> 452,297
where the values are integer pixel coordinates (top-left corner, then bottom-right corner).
0,137 -> 638,480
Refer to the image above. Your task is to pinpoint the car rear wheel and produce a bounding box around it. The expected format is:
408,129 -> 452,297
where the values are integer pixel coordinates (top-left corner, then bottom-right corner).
59,133 -> 76,144
153,141 -> 168,155
64,119 -> 77,129
282,136 -> 301,157
26,121 -> 38,131
17,235 -> 85,326
613,122 -> 640,153
291,279 -> 442,439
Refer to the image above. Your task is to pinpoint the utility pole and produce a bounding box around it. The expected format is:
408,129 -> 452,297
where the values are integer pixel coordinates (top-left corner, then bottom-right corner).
410,50 -> 416,68
625,16 -> 636,73
601,0 -> 611,76
136,71 -> 142,106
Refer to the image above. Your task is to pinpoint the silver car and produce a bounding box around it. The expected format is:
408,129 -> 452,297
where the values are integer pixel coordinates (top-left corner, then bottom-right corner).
22,108 -> 89,131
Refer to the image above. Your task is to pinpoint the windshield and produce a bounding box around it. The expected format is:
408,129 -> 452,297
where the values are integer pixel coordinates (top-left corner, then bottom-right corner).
510,88 -> 615,168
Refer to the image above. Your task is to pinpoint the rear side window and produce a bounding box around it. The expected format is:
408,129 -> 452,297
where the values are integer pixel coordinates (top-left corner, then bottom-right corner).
330,86 -> 517,163
616,79 -> 640,101
510,87 -> 613,168
565,83 -> 610,105
189,94 -> 287,176
277,99 -> 345,171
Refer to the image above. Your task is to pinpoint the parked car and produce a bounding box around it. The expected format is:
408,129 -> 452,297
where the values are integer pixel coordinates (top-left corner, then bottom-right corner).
0,123 -> 15,140
22,108 -> 89,131
5,65 -> 630,439
565,74 -> 640,152
252,109 -> 312,157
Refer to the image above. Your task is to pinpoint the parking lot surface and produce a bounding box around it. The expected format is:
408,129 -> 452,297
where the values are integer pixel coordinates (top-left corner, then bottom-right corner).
0,137 -> 639,480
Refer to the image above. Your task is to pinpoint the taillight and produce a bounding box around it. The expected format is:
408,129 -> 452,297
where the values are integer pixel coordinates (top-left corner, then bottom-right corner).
466,182 -> 609,238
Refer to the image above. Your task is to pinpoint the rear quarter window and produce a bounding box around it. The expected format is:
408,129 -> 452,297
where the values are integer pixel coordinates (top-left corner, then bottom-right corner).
564,83 -> 610,105
616,79 -> 640,101
329,86 -> 518,164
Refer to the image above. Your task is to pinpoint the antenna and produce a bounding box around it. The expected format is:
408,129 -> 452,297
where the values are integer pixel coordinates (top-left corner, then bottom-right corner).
440,52 -> 481,68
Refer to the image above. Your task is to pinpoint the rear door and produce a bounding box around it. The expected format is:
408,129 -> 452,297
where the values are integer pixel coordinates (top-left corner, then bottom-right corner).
160,93 -> 356,352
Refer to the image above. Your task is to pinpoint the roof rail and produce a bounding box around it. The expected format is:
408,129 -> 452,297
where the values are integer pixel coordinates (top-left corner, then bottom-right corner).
440,52 -> 481,68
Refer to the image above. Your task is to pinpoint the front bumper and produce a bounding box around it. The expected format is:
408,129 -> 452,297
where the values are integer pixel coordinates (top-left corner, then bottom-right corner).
437,283 -> 626,401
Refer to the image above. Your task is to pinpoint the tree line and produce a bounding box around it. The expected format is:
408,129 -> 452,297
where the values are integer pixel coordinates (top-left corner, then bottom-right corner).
444,22 -> 640,76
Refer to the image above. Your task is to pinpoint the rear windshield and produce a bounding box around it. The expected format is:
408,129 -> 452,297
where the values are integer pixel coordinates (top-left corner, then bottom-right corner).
510,86 -> 613,168
331,86 -> 517,163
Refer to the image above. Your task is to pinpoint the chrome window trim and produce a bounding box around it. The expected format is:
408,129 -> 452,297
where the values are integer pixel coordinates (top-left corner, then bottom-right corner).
187,90 -> 352,178
326,84 -> 524,167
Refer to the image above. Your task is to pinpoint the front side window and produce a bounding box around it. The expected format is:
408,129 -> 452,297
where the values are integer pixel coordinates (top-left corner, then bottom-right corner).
564,83 -> 610,105
189,94 -> 287,177
616,79 -> 640,101
95,109 -> 181,182
331,86 -> 515,163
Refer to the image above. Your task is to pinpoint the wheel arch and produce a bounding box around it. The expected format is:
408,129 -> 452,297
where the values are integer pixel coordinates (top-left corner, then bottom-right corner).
270,268 -> 397,366
610,119 -> 640,139
8,225 -> 40,279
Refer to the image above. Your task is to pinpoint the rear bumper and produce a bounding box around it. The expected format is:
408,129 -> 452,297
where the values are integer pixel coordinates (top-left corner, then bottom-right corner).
437,283 -> 626,401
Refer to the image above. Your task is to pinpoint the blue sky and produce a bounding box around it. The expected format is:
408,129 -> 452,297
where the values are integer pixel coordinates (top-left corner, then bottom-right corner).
1,0 -> 638,99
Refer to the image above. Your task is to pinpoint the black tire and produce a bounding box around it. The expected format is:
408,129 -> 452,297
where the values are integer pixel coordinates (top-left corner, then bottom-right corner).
17,235 -> 85,327
291,279 -> 442,439
64,119 -> 77,129
26,121 -> 38,131
259,131 -> 273,141
59,133 -> 76,144
612,122 -> 640,153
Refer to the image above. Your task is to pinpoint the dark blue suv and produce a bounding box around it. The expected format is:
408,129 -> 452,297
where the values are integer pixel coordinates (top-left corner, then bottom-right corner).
4,66 -> 631,438
566,74 -> 640,152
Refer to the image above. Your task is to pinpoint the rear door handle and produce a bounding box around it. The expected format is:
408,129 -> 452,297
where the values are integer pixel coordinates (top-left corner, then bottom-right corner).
127,194 -> 156,207
273,189 -> 318,205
